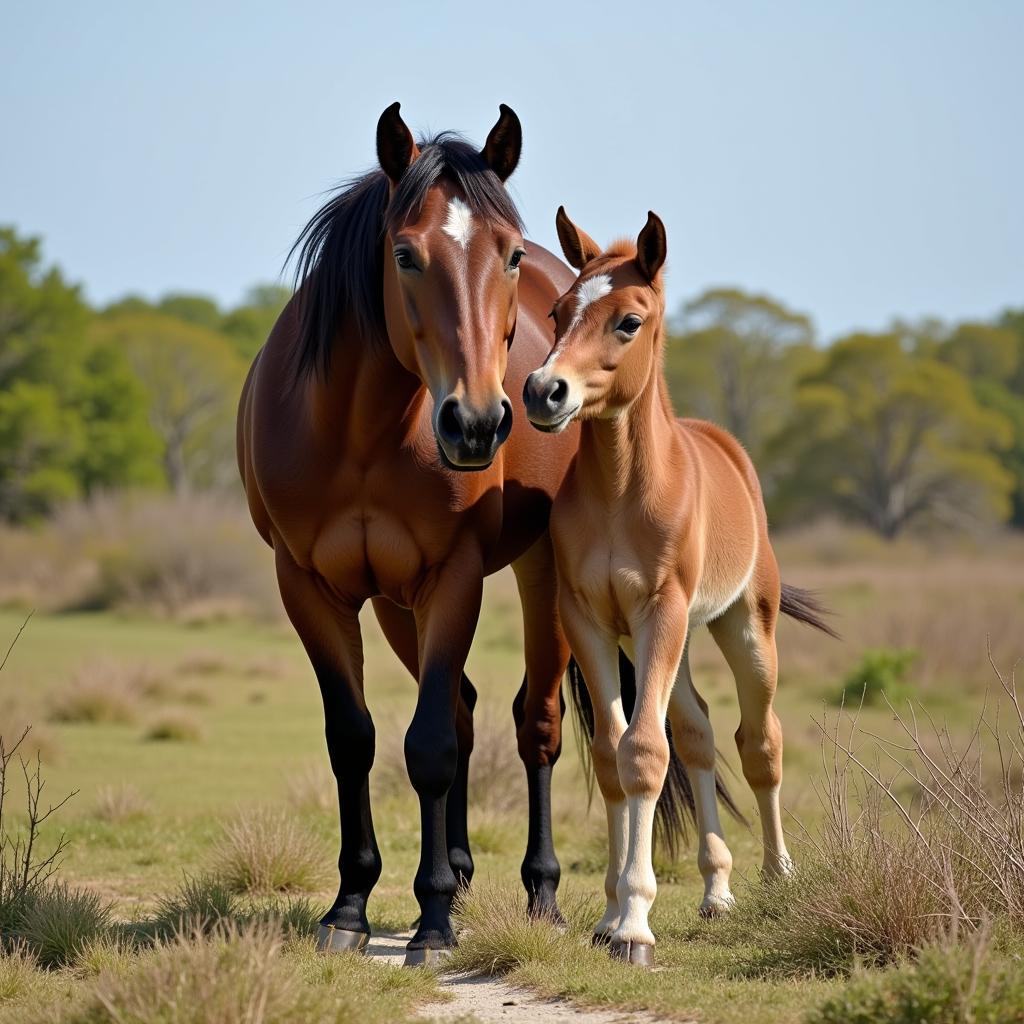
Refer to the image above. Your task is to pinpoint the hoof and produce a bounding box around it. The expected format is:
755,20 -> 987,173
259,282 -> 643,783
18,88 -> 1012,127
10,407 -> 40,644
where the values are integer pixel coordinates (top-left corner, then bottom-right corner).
316,925 -> 369,954
527,900 -> 567,929
698,894 -> 734,919
591,931 -> 612,948
404,945 -> 451,968
610,939 -> 654,967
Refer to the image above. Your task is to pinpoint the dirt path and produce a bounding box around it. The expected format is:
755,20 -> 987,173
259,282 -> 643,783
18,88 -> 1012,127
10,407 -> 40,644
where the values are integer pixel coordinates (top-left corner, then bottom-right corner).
367,932 -> 673,1024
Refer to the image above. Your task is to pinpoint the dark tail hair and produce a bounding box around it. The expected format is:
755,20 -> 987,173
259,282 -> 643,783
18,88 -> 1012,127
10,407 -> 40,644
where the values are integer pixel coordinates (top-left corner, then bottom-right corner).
567,650 -> 745,862
779,583 -> 841,639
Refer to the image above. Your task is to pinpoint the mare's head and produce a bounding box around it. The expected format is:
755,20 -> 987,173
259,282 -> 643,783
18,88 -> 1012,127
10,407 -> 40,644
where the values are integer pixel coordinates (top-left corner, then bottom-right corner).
292,103 -> 526,471
523,208 -> 667,432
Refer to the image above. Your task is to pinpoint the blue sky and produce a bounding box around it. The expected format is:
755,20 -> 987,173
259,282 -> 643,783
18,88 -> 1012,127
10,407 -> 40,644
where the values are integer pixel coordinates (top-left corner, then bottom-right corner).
2,1 -> 1021,339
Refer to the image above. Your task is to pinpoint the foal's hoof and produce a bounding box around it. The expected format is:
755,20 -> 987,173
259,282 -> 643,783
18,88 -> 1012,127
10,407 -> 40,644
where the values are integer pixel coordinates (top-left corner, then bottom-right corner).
591,931 -> 613,948
609,939 -> 654,967
527,896 -> 567,930
698,893 -> 735,919
404,945 -> 452,968
316,925 -> 369,954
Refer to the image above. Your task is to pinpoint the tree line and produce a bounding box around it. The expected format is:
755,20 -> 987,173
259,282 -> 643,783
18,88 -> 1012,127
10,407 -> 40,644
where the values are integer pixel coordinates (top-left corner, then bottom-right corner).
1,227 -> 1021,538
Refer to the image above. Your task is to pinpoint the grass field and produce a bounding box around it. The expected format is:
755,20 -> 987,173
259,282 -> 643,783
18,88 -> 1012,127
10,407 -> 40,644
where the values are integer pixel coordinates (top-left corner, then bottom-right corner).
1,525 -> 1023,1022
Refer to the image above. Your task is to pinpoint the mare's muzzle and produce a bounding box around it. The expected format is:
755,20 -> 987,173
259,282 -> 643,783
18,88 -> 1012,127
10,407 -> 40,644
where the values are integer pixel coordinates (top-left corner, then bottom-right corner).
435,395 -> 514,470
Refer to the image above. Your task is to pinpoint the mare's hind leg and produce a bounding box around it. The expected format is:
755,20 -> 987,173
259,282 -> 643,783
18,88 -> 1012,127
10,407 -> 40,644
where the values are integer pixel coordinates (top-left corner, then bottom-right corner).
512,535 -> 571,921
668,647 -> 734,916
708,580 -> 792,877
371,597 -> 477,888
276,547 -> 379,952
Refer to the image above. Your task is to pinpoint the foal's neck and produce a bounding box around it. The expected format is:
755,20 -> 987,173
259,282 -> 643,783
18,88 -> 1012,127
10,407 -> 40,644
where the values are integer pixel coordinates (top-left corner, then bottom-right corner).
578,341 -> 678,505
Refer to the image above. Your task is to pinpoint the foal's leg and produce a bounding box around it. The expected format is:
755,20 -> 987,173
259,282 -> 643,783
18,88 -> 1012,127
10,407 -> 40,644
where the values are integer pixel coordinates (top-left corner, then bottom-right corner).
276,548 -> 379,952
668,647 -> 734,915
611,596 -> 688,964
371,597 -> 477,888
512,536 -> 571,921
708,586 -> 792,876
404,551 -> 484,964
558,592 -> 627,944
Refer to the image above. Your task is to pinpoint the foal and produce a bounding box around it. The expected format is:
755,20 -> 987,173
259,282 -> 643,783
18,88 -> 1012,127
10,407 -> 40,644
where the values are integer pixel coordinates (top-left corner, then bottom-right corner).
523,209 -> 833,964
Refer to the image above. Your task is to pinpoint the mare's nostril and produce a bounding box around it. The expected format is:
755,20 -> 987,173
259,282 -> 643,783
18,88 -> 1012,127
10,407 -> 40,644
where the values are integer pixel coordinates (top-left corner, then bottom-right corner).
438,398 -> 463,444
549,379 -> 568,406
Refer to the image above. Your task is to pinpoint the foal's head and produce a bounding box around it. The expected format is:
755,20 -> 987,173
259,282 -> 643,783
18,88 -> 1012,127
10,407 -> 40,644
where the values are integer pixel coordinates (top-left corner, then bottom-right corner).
523,208 -> 667,432
378,103 -> 526,470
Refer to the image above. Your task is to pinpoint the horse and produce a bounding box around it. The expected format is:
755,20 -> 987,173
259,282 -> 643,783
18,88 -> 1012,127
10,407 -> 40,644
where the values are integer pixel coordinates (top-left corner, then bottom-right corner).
522,207 -> 837,965
237,103 -> 582,964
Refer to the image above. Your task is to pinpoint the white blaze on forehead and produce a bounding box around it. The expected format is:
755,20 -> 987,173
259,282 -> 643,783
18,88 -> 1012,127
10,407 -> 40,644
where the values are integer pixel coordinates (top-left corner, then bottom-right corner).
569,273 -> 613,328
442,197 -> 474,249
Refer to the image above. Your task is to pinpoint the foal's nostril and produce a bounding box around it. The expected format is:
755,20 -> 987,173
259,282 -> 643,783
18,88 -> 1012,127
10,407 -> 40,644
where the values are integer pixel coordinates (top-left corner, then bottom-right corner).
437,397 -> 463,444
549,379 -> 568,406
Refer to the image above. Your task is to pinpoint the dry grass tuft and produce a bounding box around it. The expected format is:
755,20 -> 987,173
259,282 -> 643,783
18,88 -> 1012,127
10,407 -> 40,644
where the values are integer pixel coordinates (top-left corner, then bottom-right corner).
18,882 -> 112,968
448,880 -> 599,977
48,668 -> 140,726
0,942 -> 44,1002
92,784 -> 150,823
210,808 -> 327,895
285,762 -> 335,816
144,711 -> 202,743
153,875 -> 241,936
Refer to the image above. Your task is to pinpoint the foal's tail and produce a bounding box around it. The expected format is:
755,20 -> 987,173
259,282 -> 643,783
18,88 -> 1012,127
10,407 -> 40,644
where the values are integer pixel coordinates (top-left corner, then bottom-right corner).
567,651 -> 745,862
779,583 -> 841,640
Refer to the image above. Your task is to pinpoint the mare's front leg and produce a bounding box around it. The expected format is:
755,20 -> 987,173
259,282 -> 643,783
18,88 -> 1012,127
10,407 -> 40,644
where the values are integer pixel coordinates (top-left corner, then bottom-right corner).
558,590 -> 628,945
512,535 -> 571,921
612,592 -> 689,965
404,549 -> 483,965
275,547 -> 379,952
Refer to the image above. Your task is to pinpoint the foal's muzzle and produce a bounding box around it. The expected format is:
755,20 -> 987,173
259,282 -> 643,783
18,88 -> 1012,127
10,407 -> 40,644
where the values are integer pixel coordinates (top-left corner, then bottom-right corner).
434,395 -> 514,470
523,370 -> 578,433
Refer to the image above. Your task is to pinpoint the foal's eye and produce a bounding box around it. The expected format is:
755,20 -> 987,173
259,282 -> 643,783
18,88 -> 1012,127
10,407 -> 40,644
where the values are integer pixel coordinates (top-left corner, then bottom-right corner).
508,249 -> 525,271
617,315 -> 643,337
394,249 -> 416,270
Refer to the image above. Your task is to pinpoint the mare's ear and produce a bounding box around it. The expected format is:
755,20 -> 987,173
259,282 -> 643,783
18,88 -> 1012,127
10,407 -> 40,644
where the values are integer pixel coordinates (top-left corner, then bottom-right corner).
635,211 -> 667,282
480,104 -> 522,182
376,102 -> 420,184
555,206 -> 602,270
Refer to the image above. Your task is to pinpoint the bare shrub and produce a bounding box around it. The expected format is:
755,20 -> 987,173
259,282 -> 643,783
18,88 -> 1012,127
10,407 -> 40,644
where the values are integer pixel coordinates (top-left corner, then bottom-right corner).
144,711 -> 202,743
18,882 -> 112,967
210,808 -> 327,895
0,493 -> 281,620
92,784 -> 150,823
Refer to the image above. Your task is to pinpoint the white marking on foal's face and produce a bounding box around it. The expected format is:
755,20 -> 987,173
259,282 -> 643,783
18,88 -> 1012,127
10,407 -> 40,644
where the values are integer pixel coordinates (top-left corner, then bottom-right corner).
442,197 -> 474,249
569,273 -> 613,329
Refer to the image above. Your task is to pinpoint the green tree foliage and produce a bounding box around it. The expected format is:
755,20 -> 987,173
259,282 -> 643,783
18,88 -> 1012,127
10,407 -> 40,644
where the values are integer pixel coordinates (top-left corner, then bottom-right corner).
221,284 -> 290,360
769,333 -> 1013,537
93,312 -> 246,492
665,288 -> 819,469
0,228 -> 160,521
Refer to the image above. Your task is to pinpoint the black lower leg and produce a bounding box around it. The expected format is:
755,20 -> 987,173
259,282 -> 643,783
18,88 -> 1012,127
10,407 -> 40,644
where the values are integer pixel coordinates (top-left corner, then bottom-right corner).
319,679 -> 381,935
406,666 -> 460,951
521,763 -> 563,921
446,675 -> 476,888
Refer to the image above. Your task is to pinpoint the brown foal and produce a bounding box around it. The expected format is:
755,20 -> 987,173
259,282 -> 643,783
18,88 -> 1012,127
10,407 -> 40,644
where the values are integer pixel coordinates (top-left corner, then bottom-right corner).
523,208 -> 833,965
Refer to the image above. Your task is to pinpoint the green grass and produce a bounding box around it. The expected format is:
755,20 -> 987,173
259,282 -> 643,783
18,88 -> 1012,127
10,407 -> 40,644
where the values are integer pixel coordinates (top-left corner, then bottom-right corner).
0,548 -> 1021,1023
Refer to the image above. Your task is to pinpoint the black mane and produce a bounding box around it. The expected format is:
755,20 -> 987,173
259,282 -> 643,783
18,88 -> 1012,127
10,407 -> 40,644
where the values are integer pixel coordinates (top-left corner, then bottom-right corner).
288,132 -> 524,381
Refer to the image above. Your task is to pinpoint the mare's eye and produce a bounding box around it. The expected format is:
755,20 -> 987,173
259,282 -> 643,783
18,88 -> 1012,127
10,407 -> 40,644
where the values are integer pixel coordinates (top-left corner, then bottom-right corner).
394,249 -> 416,270
617,315 -> 643,337
509,249 -> 525,271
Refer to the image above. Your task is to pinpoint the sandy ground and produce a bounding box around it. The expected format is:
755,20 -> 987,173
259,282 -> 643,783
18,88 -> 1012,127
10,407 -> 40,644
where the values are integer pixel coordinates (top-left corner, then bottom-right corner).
366,932 -> 675,1023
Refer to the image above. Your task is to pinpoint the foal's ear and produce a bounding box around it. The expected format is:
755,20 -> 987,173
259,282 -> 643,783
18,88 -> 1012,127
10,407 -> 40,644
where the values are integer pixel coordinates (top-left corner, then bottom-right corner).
555,206 -> 602,270
480,104 -> 522,182
376,102 -> 420,185
635,211 -> 667,282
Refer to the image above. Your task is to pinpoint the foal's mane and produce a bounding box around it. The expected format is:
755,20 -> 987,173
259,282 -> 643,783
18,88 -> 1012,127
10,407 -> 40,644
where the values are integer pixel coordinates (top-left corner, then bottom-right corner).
288,132 -> 524,381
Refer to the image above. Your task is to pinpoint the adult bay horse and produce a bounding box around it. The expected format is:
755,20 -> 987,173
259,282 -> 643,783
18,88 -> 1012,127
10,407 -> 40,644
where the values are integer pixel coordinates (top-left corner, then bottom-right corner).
237,104 -> 580,964
523,209 -> 837,965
